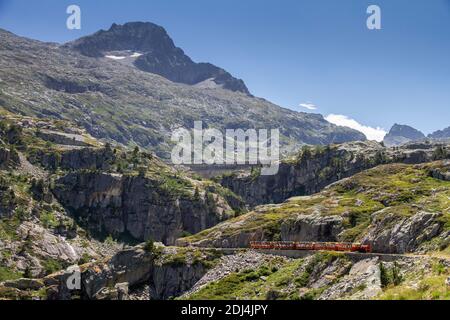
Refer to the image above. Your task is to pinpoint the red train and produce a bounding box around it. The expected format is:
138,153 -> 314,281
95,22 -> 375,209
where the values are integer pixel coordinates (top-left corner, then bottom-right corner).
250,241 -> 372,253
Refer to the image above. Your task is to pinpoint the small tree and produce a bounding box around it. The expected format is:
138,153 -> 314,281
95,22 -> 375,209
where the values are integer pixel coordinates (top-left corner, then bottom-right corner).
144,239 -> 155,253
23,266 -> 33,279
193,187 -> 201,201
379,262 -> 389,288
137,166 -> 147,177
392,262 -> 403,286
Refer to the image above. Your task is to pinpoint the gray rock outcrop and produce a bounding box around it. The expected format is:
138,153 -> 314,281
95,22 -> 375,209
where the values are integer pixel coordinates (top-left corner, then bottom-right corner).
281,214 -> 344,242
362,211 -> 444,253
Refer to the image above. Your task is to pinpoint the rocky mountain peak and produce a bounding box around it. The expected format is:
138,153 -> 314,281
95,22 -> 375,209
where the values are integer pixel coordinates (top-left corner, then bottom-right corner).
67,22 -> 177,57
383,124 -> 425,147
388,124 -> 425,140
65,21 -> 251,95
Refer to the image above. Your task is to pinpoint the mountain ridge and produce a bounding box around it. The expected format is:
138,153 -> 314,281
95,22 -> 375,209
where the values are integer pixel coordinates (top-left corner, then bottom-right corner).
383,123 -> 450,147
0,26 -> 366,158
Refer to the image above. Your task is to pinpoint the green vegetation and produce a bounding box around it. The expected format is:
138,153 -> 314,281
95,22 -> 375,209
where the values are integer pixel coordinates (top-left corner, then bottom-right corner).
186,259 -> 292,300
158,247 -> 223,269
77,253 -> 92,265
0,266 -> 22,282
380,262 -> 403,288
144,239 -> 155,253
42,258 -> 63,275
379,270 -> 449,300
187,253 -> 344,300
40,210 -> 59,229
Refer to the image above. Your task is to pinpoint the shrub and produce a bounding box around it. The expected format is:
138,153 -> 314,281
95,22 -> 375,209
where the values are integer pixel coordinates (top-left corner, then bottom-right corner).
144,239 -> 155,253
0,267 -> 22,282
43,259 -> 63,275
380,262 -> 403,288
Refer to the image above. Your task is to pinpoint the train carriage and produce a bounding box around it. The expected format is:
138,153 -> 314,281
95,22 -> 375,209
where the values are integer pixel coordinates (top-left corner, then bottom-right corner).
250,241 -> 372,253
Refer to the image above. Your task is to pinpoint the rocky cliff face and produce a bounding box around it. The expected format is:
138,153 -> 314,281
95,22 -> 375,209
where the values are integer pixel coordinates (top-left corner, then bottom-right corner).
41,245 -> 221,300
52,171 -> 238,245
361,210 -> 445,254
281,214 -> 344,243
220,141 -> 448,208
29,147 -> 116,171
0,114 -> 243,293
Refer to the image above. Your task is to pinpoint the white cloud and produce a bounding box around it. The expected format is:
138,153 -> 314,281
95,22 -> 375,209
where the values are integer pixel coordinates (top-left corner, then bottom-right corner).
299,103 -> 317,110
325,114 -> 387,142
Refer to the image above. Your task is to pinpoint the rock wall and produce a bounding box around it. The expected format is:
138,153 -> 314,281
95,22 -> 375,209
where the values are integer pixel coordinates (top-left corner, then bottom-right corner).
281,214 -> 344,242
52,172 -> 236,245
28,147 -> 116,171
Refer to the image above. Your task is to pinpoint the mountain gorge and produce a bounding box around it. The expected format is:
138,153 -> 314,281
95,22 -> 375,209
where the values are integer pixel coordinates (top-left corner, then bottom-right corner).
0,21 -> 449,301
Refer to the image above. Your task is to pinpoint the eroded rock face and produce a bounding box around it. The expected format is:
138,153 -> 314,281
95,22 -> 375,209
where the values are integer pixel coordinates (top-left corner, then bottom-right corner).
151,263 -> 208,300
221,142 -> 381,207
281,214 -> 344,242
52,172 -> 235,245
29,147 -> 116,171
430,167 -> 450,181
319,258 -> 382,300
362,211 -> 444,254
0,146 -> 19,169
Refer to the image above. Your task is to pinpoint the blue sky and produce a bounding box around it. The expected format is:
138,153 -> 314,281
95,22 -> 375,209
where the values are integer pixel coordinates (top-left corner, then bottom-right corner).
0,0 -> 449,138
